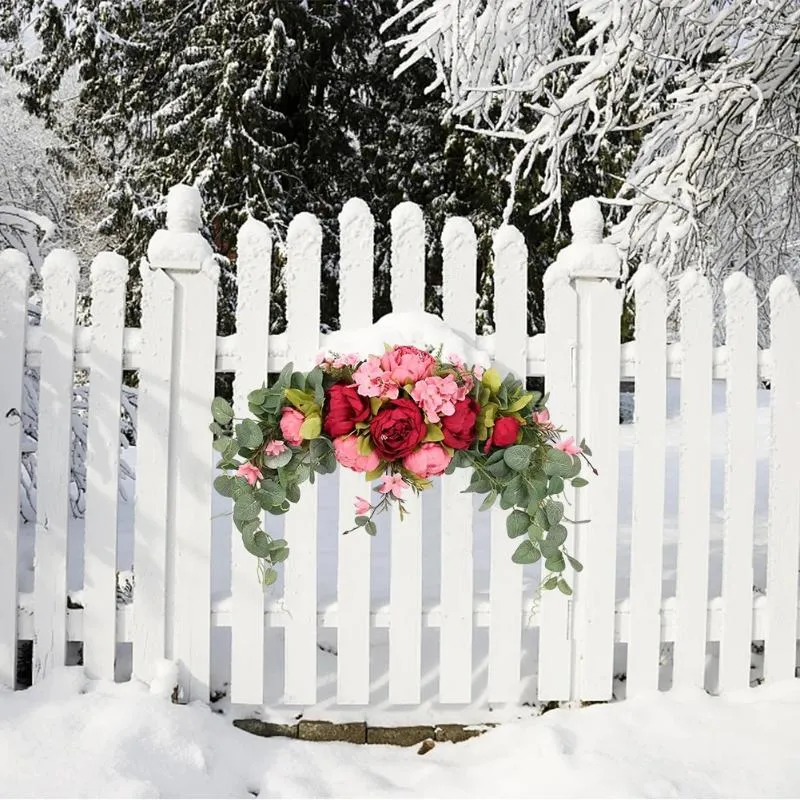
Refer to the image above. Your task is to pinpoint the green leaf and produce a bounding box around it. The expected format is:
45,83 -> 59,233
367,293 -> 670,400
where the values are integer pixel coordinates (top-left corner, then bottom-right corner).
527,523 -> 545,542
579,439 -> 592,457
275,363 -> 294,389
548,476 -> 564,495
481,368 -> 502,394
285,483 -> 301,503
365,520 -> 377,536
310,438 -> 333,459
223,438 -> 239,461
571,477 -> 589,488
545,499 -> 564,528
511,540 -> 541,565
479,490 -> 497,512
299,415 -> 322,440
264,448 -> 293,469
423,423 -> 445,443
557,578 -> 573,596
248,388 -> 267,406
209,421 -> 224,436
235,419 -> 264,450
485,459 -> 511,479
211,397 -> 234,425
271,547 -> 290,563
503,445 -> 533,472
262,568 -> 279,587
213,436 -> 233,453
506,509 -> 530,538
213,475 -> 237,498
506,393 -> 534,413
543,576 -> 559,591
545,524 -> 568,549
354,516 -> 369,527
233,494 -> 260,522
242,528 -> 273,559
269,539 -> 288,550
534,507 -> 549,531
544,554 -> 566,573
567,555 -> 584,573
260,479 -> 286,508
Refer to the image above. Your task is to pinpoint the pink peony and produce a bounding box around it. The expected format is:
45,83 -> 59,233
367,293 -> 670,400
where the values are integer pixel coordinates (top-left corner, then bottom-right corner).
354,496 -> 371,516
402,443 -> 452,479
377,473 -> 408,499
280,407 -> 305,446
409,374 -> 465,423
555,436 -> 582,456
380,345 -> 436,385
352,356 -> 400,400
264,439 -> 287,457
333,435 -> 381,473
236,462 -> 263,486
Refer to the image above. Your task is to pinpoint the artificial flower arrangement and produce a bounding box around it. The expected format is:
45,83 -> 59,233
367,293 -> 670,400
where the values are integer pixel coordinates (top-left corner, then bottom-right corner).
210,345 -> 594,592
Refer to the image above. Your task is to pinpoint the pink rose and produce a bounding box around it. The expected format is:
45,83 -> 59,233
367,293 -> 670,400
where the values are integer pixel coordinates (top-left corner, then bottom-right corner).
402,443 -> 452,479
333,435 -> 381,473
380,345 -> 436,385
264,440 -> 287,457
236,462 -> 263,486
280,407 -> 305,446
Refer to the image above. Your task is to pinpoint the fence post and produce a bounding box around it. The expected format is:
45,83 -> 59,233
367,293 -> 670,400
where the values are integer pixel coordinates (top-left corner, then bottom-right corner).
146,185 -> 218,702
552,198 -> 623,702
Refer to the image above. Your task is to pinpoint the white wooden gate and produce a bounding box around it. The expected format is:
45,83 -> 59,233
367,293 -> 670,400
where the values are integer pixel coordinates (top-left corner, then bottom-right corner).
0,184 -> 797,711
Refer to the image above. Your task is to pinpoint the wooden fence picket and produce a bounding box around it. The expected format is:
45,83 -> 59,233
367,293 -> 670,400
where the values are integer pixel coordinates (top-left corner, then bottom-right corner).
718,273 -> 758,692
0,250 -> 30,689
131,265 -> 175,684
538,263 -> 577,700
282,213 -> 322,705
336,198 -> 374,705
626,265 -> 667,697
33,250 -> 79,682
388,202 -> 425,704
487,225 -> 527,703
764,276 -> 800,684
673,269 -> 713,690
83,253 -> 128,681
230,218 -> 272,704
439,217 -> 477,703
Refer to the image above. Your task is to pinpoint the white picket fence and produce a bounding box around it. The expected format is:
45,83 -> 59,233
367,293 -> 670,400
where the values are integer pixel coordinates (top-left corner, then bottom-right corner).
0,184 -> 798,711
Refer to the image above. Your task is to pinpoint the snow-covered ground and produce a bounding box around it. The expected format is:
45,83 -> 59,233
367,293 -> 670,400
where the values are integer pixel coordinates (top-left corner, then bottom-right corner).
2,667 -> 800,798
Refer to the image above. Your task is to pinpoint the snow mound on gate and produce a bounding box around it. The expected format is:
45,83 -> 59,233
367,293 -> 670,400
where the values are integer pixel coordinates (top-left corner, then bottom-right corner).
324,311 -> 492,368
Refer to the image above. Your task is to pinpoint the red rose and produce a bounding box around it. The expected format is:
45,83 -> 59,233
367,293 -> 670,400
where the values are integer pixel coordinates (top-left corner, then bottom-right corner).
440,397 -> 478,450
369,397 -> 426,461
492,416 -> 521,447
324,383 -> 370,438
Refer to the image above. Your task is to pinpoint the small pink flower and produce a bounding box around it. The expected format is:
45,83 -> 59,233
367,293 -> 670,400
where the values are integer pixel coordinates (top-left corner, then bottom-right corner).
332,353 -> 361,369
402,443 -> 452,479
473,365 -> 485,381
264,440 -> 287,457
377,473 -> 408,499
380,345 -> 436,385
354,496 -> 371,516
236,462 -> 263,487
352,357 -> 399,400
280,407 -> 305,446
533,408 -> 554,429
333,435 -> 381,474
410,374 -> 462,423
555,436 -> 582,456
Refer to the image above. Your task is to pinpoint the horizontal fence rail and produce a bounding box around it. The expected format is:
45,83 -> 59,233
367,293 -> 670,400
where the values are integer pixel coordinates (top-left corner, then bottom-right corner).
1,185 -> 798,712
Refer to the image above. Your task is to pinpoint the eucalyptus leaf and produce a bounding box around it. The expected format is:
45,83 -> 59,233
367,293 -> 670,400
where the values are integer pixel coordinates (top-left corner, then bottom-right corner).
511,540 -> 541,565
211,397 -> 234,425
506,509 -> 530,538
235,419 -> 264,450
213,475 -> 236,498
233,494 -> 260,522
503,445 -> 533,472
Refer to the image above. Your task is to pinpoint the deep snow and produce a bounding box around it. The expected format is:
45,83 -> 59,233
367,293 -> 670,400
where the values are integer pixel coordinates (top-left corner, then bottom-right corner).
1,668 -> 799,798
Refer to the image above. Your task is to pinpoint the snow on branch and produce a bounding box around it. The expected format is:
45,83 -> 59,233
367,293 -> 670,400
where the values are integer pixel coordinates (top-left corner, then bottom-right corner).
388,0 -> 800,297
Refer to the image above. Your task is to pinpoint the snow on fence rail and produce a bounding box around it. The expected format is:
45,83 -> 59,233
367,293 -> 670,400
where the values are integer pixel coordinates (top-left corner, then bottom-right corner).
1,185 -> 798,710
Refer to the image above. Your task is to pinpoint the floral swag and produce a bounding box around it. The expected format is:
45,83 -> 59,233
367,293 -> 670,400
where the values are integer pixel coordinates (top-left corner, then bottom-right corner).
210,345 -> 594,593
